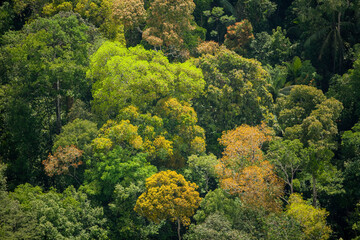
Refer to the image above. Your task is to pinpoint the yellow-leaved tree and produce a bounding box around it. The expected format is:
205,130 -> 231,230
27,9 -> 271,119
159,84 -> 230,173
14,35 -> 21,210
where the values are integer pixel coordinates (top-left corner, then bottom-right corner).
216,123 -> 284,212
134,170 -> 201,240
286,193 -> 332,240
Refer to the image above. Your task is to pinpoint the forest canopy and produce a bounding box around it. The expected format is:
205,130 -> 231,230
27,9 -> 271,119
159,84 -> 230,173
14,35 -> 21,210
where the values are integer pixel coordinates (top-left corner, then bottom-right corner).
1,0 -> 360,239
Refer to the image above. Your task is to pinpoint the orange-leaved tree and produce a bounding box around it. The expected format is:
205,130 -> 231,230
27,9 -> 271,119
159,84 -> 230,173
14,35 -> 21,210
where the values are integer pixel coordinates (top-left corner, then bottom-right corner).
216,123 -> 284,211
42,145 -> 83,183
134,170 -> 201,240
224,19 -> 254,54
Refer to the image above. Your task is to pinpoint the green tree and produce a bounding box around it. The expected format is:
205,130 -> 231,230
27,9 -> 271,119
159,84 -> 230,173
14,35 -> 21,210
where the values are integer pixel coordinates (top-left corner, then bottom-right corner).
219,0 -> 277,31
249,27 -> 295,66
328,48 -> 360,130
0,164 -> 40,239
84,146 -> 157,203
184,212 -> 251,240
108,183 -> 163,239
203,7 -> 236,42
183,154 -> 218,194
10,183 -> 108,239
88,41 -> 205,120
193,48 -> 274,155
52,118 -> 98,153
290,0 -> 357,79
267,138 -> 305,194
134,170 -> 201,240
286,193 -> 332,240
0,12 -> 99,186
277,85 -> 343,207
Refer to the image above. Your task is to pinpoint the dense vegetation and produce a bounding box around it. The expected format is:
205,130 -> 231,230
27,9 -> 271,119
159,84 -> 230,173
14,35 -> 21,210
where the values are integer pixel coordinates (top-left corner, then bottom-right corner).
1,0 -> 360,239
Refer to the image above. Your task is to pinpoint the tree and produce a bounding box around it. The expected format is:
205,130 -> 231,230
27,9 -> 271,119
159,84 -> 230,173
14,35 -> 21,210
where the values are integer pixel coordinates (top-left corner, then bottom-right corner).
42,145 -> 83,183
286,193 -> 332,240
52,118 -> 98,153
142,0 -> 197,55
112,0 -> 145,31
184,212 -> 251,240
88,41 -> 205,120
249,27 -> 295,66
84,146 -> 157,204
184,154 -> 218,194
203,7 -> 236,42
0,12 -> 99,186
277,85 -> 343,207
224,19 -> 254,54
219,0 -> 277,31
283,56 -> 320,86
216,123 -> 284,211
193,48 -> 274,155
108,183 -> 163,239
267,138 -> 305,194
12,0 -> 124,41
134,170 -> 201,240
328,48 -> 360,130
290,0 -> 354,78
0,164 -> 40,239
10,184 -> 108,239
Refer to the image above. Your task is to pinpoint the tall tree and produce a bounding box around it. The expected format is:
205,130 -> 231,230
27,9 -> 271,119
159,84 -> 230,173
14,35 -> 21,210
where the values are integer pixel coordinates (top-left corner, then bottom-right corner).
142,0 -> 198,56
88,41 -> 205,120
216,123 -> 284,212
193,48 -> 274,155
134,170 -> 202,240
0,12 -> 99,186
277,85 -> 343,207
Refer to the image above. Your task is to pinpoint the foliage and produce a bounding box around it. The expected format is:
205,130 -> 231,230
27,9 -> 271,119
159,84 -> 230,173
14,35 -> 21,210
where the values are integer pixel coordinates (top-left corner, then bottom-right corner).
193,48 -> 274,155
52,118 -> 98,153
203,7 -> 236,42
284,56 -> 320,86
88,41 -> 205,119
250,27 -> 295,66
277,85 -> 343,206
224,19 -> 254,54
219,0 -> 277,31
84,146 -> 157,203
0,12 -> 99,185
265,212 -> 305,240
134,170 -> 201,229
43,145 -> 83,180
0,164 -> 40,239
184,212 -> 251,240
10,184 -> 108,239
108,183 -> 163,239
216,123 -> 283,212
184,154 -> 218,194
143,0 -> 197,55
286,193 -> 332,240
328,49 -> 360,130
267,138 -> 305,194
112,0 -> 146,30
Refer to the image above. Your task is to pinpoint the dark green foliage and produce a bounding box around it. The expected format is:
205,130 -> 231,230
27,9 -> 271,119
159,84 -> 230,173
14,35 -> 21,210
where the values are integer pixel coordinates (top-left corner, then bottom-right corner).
0,164 -> 40,239
0,12 -> 101,187
10,183 -> 108,239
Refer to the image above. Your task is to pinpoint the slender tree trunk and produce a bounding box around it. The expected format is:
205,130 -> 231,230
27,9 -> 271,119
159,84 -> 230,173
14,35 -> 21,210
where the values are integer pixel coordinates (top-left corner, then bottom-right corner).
312,174 -> 317,208
56,78 -> 62,134
177,218 -> 181,240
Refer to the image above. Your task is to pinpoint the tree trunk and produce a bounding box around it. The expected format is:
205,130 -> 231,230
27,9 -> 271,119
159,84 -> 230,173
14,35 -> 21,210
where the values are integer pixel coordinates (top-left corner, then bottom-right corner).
312,174 -> 317,208
177,218 -> 181,240
56,78 -> 62,134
